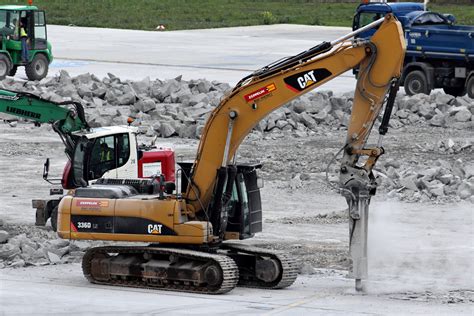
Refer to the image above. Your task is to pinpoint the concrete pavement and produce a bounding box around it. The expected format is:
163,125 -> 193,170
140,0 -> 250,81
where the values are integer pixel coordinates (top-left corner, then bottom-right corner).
14,24 -> 357,92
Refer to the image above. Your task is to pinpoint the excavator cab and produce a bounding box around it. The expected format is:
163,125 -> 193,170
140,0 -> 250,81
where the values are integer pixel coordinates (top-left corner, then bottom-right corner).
225,164 -> 263,239
178,162 -> 263,240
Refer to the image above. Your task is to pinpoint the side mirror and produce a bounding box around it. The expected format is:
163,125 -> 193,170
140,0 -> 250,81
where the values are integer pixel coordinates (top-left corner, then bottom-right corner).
43,158 -> 50,180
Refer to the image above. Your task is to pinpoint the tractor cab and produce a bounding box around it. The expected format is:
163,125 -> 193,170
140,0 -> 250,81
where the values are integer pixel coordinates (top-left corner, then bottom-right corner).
0,4 -> 52,80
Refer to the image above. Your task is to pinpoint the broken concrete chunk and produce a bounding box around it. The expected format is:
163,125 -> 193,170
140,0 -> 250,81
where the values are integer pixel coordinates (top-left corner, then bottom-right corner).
47,251 -> 61,264
400,176 -> 419,191
0,231 -> 9,244
454,109 -> 472,122
457,181 -> 474,200
117,92 -> 136,105
10,258 -> 25,268
160,122 -> 176,138
134,98 -> 156,113
0,244 -> 20,260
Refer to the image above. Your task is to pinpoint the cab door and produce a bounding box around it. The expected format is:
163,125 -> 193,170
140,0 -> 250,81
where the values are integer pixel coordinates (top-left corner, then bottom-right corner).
32,10 -> 47,49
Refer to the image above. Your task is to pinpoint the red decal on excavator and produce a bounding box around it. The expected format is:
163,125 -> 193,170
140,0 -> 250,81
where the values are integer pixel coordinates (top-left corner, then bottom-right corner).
71,222 -> 78,232
244,83 -> 276,102
75,200 -> 109,208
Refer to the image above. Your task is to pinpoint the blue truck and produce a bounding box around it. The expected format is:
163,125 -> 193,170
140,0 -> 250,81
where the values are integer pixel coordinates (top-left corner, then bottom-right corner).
353,2 -> 474,98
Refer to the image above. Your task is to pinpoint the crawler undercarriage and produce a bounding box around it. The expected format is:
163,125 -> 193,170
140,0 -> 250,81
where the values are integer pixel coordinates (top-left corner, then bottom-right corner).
83,243 -> 298,294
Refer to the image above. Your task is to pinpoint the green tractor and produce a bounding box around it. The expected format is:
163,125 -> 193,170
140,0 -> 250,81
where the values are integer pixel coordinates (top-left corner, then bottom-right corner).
0,4 -> 52,80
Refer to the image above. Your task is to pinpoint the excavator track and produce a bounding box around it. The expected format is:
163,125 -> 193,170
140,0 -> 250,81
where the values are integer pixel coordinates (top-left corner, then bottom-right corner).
82,246 -> 239,294
221,243 -> 298,289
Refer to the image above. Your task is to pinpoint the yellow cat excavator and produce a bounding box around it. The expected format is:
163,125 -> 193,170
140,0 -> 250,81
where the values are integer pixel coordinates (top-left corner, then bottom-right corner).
57,14 -> 405,294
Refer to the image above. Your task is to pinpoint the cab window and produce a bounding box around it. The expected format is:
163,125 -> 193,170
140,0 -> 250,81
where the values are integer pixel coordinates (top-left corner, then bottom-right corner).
87,133 -> 130,180
89,135 -> 116,179
0,10 -> 20,38
117,133 -> 130,166
0,11 -> 6,28
356,12 -> 383,29
72,140 -> 87,186
34,11 -> 46,40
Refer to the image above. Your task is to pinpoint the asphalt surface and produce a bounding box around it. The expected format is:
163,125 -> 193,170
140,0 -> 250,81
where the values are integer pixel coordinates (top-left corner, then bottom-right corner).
2,263 -> 471,315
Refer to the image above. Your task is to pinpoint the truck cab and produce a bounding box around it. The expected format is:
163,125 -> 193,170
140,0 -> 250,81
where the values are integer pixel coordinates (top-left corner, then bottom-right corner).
353,2 -> 474,98
0,5 -> 52,80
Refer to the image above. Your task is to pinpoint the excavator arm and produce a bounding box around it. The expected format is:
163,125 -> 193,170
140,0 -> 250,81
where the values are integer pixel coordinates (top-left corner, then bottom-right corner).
0,89 -> 89,158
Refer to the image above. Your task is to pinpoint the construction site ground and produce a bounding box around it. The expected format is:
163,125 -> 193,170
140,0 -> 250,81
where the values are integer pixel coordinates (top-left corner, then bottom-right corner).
1,122 -> 472,314
1,24 -> 473,314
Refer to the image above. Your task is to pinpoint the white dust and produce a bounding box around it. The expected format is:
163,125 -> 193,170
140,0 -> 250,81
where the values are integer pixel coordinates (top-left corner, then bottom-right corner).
366,200 -> 473,293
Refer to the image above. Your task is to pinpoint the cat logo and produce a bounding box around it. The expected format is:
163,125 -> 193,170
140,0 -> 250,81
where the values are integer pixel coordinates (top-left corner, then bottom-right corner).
284,68 -> 332,92
297,70 -> 318,89
147,224 -> 163,234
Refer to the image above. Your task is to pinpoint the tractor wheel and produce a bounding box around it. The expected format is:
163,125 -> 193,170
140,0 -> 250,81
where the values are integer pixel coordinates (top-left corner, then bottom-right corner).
50,205 -> 58,232
0,54 -> 11,80
9,65 -> 17,77
404,70 -> 431,96
25,54 -> 49,81
467,76 -> 474,99
443,86 -> 466,97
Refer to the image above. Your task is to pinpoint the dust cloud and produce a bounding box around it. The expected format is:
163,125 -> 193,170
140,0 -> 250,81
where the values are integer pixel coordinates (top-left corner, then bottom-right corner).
367,200 -> 473,293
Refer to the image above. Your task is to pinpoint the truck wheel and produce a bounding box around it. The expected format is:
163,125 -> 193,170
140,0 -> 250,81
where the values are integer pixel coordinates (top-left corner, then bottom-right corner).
50,206 -> 58,232
9,65 -> 17,77
0,54 -> 11,80
404,70 -> 431,96
467,76 -> 474,99
25,54 -> 49,81
443,86 -> 466,97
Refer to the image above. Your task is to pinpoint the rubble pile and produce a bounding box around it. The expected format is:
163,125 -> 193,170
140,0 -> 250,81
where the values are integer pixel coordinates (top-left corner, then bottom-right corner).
378,158 -> 474,203
0,224 -> 101,269
392,93 -> 473,130
1,71 -> 472,139
417,138 -> 473,154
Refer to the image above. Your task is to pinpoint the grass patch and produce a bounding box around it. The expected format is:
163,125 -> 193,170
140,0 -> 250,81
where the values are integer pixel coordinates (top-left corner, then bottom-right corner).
0,0 -> 472,30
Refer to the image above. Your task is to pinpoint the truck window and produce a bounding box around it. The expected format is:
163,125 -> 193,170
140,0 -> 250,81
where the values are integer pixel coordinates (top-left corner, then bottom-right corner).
357,12 -> 383,29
